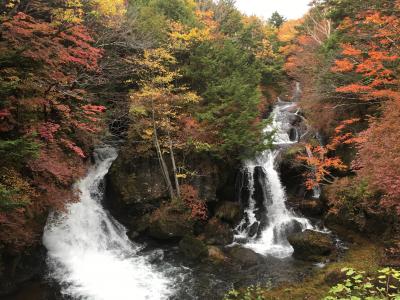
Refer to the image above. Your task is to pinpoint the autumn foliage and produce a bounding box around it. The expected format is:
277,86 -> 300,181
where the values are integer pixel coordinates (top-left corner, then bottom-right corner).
286,0 -> 400,217
180,184 -> 208,221
0,0 -> 109,252
297,119 -> 360,190
330,6 -> 400,214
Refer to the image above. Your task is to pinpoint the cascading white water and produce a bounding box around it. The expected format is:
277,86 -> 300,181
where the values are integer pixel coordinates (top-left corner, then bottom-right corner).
43,146 -> 173,300
235,100 -> 314,258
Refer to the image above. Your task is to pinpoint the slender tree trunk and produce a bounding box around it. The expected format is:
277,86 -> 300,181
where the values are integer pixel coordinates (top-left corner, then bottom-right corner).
167,127 -> 180,197
151,100 -> 175,200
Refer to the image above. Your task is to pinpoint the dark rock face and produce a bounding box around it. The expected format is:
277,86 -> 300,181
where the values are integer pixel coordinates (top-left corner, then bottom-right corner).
287,198 -> 325,217
107,155 -> 168,206
288,230 -> 334,261
253,167 -> 271,231
203,218 -> 234,246
226,246 -> 264,268
105,148 -> 239,230
248,222 -> 260,238
107,150 -> 236,205
300,200 -> 324,217
236,166 -> 271,234
0,246 -> 47,297
289,128 -> 298,142
214,202 -> 242,225
235,168 -> 252,207
179,236 -> 208,260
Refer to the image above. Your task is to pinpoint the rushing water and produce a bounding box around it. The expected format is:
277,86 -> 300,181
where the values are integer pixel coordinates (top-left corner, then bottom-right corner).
42,146 -> 174,300
235,94 -> 315,258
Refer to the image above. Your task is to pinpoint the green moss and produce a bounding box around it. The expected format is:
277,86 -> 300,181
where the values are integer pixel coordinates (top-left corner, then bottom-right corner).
230,231 -> 383,300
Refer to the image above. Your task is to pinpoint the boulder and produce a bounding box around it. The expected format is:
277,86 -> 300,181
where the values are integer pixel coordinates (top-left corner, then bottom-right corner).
282,219 -> 304,237
179,236 -> 208,260
207,246 -> 228,263
215,202 -> 242,224
107,155 -> 168,206
148,205 -> 194,240
288,230 -> 334,261
204,218 -> 234,246
248,222 -> 260,238
227,246 -> 264,268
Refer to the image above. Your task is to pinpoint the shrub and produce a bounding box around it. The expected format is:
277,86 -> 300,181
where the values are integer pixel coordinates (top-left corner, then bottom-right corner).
324,267 -> 400,300
224,284 -> 269,300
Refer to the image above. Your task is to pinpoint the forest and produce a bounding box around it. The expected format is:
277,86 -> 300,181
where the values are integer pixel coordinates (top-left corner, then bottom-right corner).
0,0 -> 399,299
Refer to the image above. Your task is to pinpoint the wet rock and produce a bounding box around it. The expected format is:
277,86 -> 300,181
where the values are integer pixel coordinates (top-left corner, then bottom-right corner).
227,246 -> 264,268
130,214 -> 151,234
253,166 -> 272,207
236,168 -> 252,207
215,202 -> 242,225
148,205 -> 194,240
253,167 -> 270,227
204,218 -> 234,246
179,236 -> 208,260
248,222 -> 260,238
207,246 -> 228,262
289,128 -> 298,142
147,249 -> 165,263
283,219 -> 304,237
288,230 -> 334,261
300,199 -> 324,217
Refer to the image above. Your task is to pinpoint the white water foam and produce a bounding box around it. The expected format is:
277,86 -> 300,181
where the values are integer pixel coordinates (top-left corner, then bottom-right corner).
43,146 -> 173,300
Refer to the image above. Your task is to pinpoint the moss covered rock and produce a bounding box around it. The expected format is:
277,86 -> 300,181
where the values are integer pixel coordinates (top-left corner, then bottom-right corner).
179,235 -> 208,260
207,246 -> 228,263
148,204 -> 194,240
215,201 -> 242,224
227,246 -> 264,268
288,230 -> 334,261
204,218 -> 234,246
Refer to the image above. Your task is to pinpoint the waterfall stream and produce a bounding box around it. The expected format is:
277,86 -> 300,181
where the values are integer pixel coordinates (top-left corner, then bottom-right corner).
42,146 -> 174,300
235,92 -> 315,258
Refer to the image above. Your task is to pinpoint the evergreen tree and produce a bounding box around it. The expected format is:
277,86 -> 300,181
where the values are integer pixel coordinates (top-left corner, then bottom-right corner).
185,40 -> 270,158
268,11 -> 286,28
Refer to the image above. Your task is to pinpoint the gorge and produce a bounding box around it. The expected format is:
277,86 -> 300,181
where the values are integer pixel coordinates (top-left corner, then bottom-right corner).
0,0 -> 399,299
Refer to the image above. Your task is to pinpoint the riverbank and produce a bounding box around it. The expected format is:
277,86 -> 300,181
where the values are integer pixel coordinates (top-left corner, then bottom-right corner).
228,227 -> 383,300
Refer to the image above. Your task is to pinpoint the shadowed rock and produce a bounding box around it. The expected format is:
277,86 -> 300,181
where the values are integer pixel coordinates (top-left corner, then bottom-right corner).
288,230 -> 334,261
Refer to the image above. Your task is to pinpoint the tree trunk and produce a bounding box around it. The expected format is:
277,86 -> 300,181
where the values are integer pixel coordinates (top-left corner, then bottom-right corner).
167,128 -> 180,197
151,100 -> 175,200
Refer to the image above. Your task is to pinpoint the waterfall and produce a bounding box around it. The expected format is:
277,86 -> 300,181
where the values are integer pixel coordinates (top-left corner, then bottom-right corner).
43,146 -> 173,300
235,98 -> 313,258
